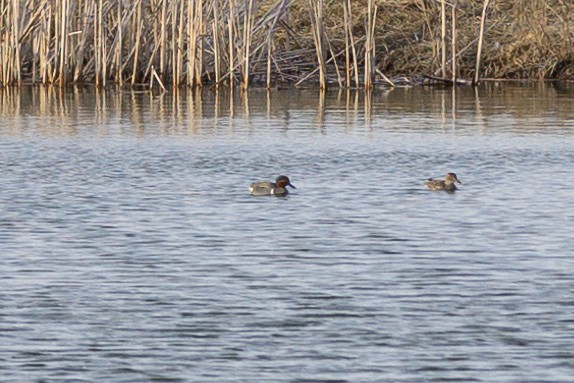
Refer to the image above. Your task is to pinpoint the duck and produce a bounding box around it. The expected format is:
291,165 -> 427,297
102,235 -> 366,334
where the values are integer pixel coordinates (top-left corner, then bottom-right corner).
425,173 -> 462,192
249,175 -> 296,196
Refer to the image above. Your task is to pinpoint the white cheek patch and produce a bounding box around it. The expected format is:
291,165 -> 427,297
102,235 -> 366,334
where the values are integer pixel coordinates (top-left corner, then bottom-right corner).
271,189 -> 275,195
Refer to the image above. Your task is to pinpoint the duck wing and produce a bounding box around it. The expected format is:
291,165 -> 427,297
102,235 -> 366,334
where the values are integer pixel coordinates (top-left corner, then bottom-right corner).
249,181 -> 274,195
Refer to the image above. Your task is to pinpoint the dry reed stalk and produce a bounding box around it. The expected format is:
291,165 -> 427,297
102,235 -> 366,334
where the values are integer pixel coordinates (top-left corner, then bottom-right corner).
370,5 -> 379,85
116,0 -> 123,86
271,54 -> 287,82
346,0 -> 359,88
93,0 -> 99,86
228,0 -> 236,88
68,4 -> 81,75
31,11 -> 38,83
20,0 -> 47,43
1,0 -> 8,85
40,2 -> 52,84
242,0 -> 255,90
59,0 -> 70,86
308,0 -> 327,89
159,0 -> 167,77
13,0 -> 22,86
327,38 -> 343,88
148,2 -> 160,79
473,0 -> 491,85
440,0 -> 447,78
213,0 -> 222,87
70,2 -> 83,82
451,0 -> 458,84
164,0 -> 172,85
73,0 -> 93,83
295,44 -> 348,86
264,0 -> 289,89
266,5 -> 276,89
195,0 -> 204,87
1,0 -> 6,85
0,0 -> 19,86
52,0 -> 60,83
176,0 -> 185,87
47,1 -> 55,84
364,0 -> 377,90
170,0 -> 177,87
266,41 -> 273,89
131,0 -> 143,86
21,0 -> 46,83
151,65 -> 166,92
143,39 -> 162,86
101,0 -> 108,86
342,0 -> 359,88
186,0 -> 202,87
343,1 -> 351,87
186,0 -> 195,86
376,68 -> 395,87
364,0 -> 372,89
94,0 -> 103,86
120,4 -> 141,77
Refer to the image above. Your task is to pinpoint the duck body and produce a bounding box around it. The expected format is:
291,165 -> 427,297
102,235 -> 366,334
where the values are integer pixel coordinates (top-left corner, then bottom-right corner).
425,173 -> 462,192
249,175 -> 296,196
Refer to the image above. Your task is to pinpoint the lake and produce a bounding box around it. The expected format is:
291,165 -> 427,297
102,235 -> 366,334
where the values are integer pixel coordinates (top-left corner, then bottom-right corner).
1,83 -> 574,382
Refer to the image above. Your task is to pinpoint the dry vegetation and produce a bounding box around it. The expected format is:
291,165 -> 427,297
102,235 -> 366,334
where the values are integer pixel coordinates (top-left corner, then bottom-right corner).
0,0 -> 572,88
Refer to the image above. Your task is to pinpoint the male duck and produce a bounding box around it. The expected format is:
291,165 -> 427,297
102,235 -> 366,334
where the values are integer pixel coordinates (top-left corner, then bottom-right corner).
249,175 -> 296,196
425,173 -> 462,192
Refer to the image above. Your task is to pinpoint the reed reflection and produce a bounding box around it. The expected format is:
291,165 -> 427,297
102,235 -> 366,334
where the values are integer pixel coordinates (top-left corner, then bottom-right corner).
0,85 -> 573,137
364,88 -> 373,127
316,89 -> 326,133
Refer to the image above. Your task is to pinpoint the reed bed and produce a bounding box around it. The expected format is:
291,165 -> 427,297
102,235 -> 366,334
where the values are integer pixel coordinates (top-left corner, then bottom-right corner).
0,0 -> 572,89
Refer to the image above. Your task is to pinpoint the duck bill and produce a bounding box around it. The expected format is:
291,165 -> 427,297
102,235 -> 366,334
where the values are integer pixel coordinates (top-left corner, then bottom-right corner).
288,183 -> 296,189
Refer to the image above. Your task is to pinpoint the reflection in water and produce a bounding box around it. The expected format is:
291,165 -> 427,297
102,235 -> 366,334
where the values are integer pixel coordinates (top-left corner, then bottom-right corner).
364,88 -> 373,126
317,89 -> 326,133
1,82 -> 573,137
452,86 -> 457,131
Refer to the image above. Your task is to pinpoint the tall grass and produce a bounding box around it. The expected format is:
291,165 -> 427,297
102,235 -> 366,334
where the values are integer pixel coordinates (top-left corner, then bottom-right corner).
473,0 -> 492,85
0,0 -> 572,89
364,0 -> 377,89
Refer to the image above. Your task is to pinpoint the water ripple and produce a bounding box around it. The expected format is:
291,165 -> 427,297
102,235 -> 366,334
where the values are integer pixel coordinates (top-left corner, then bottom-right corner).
1,87 -> 574,382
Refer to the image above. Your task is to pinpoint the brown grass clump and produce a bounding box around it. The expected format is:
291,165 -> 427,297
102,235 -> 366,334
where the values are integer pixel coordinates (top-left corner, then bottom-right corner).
290,0 -> 574,82
482,0 -> 574,79
0,0 -> 572,88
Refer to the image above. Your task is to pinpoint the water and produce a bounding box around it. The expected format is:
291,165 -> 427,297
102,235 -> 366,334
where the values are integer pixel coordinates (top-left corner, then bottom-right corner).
1,84 -> 574,382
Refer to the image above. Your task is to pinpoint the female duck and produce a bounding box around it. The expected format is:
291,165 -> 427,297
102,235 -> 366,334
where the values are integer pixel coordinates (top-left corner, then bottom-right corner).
249,175 -> 296,196
425,173 -> 462,192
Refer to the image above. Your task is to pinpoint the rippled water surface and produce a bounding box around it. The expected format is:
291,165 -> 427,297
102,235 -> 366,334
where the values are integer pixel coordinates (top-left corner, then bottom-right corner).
1,84 -> 574,382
